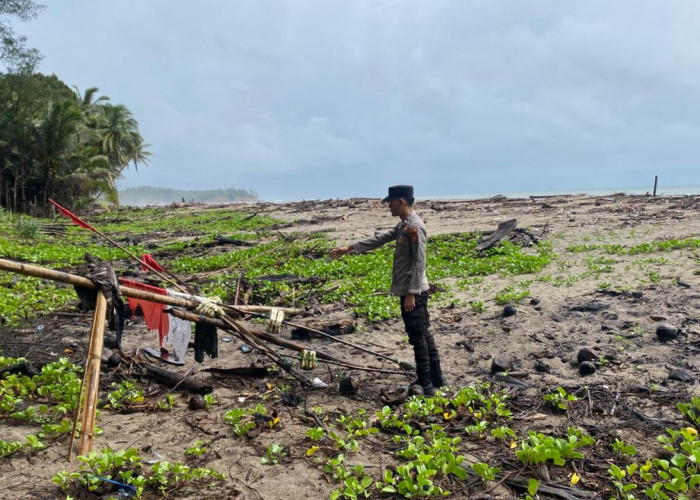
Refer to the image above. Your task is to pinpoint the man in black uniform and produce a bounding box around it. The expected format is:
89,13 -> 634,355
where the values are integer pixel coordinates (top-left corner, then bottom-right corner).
330,185 -> 446,396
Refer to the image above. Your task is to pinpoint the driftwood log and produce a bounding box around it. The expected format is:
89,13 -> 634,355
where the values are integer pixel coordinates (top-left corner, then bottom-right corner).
202,366 -> 269,377
475,219 -> 518,252
0,361 -> 39,378
143,363 -> 213,394
474,219 -> 540,252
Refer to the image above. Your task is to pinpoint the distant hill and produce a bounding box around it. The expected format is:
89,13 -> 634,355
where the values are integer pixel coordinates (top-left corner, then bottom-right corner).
119,187 -> 259,206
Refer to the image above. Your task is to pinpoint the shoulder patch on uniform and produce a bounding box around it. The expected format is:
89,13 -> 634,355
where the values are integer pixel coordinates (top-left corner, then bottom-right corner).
407,226 -> 419,243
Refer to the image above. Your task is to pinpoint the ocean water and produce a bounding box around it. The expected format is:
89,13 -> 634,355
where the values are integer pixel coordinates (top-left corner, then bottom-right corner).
422,185 -> 700,201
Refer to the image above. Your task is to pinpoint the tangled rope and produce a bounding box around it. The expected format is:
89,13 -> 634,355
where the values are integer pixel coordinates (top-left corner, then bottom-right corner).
195,296 -> 225,318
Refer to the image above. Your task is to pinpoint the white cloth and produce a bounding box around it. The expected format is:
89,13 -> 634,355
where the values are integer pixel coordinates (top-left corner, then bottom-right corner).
162,315 -> 191,362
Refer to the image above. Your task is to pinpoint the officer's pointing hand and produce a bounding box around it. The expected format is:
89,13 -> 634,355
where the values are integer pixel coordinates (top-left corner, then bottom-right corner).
330,245 -> 352,259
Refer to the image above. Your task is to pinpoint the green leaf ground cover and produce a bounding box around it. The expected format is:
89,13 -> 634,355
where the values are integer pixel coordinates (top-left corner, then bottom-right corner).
93,207 -> 279,235
187,233 -> 554,321
567,238 -> 700,255
0,207 -> 555,324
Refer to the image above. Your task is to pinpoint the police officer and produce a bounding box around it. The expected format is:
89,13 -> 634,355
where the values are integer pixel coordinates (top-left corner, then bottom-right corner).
330,185 -> 446,396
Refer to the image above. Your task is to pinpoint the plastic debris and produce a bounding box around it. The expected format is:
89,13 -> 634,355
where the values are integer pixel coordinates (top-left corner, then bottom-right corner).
88,475 -> 136,498
311,377 -> 328,389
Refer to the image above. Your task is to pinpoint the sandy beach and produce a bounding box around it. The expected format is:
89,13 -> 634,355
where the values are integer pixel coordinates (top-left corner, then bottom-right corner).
1,193 -> 700,499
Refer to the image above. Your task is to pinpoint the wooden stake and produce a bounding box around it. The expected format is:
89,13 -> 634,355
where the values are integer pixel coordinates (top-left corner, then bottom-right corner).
76,291 -> 107,457
234,273 -> 242,305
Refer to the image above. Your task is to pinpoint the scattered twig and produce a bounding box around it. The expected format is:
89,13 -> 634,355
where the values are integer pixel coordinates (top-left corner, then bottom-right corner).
585,385 -> 592,418
610,387 -> 621,417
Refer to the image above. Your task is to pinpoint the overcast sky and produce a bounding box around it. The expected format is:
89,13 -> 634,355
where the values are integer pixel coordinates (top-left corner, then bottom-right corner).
14,1 -> 700,200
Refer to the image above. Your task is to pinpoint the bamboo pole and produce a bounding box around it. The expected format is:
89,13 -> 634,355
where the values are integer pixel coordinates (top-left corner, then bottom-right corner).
76,291 -> 107,457
0,259 -> 301,315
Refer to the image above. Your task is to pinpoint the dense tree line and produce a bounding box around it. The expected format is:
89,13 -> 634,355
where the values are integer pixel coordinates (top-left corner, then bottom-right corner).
1,1 -> 149,213
0,73 -> 150,213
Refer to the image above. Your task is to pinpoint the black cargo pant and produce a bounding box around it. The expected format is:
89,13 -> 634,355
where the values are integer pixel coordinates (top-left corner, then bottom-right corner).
400,291 -> 440,385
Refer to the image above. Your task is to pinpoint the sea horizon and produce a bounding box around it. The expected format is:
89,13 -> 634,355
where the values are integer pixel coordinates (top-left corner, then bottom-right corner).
420,184 -> 700,201
117,184 -> 700,205
263,184 -> 700,203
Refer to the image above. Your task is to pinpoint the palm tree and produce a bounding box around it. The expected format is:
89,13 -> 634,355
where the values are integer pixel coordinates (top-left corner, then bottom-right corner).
127,133 -> 151,171
33,99 -> 82,204
56,145 -> 118,208
73,86 -> 109,127
98,104 -> 150,172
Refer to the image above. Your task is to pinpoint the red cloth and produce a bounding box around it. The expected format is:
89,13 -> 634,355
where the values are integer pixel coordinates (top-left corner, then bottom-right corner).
49,199 -> 93,230
120,278 -> 169,346
141,254 -> 165,273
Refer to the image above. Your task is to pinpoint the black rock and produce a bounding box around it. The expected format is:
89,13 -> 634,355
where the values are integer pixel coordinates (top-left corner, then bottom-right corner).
103,335 -> 119,349
455,340 -> 474,352
534,360 -> 551,373
503,305 -> 517,317
668,367 -> 694,383
570,301 -> 609,312
491,356 -> 512,374
579,361 -> 596,376
282,391 -> 302,407
577,348 -> 598,365
105,353 -> 122,368
656,323 -> 679,342
339,376 -> 359,396
188,394 -> 206,411
530,298 -> 541,306
291,328 -> 311,341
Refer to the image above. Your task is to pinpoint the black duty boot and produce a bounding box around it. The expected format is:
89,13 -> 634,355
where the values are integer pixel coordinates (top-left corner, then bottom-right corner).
408,378 -> 434,396
415,361 -> 435,396
430,360 -> 447,389
418,379 -> 435,396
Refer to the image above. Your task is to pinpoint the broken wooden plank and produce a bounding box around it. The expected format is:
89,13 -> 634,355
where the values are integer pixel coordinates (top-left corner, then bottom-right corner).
475,219 -> 518,252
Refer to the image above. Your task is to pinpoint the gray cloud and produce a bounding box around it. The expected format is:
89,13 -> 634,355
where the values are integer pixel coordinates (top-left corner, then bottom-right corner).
19,0 -> 700,199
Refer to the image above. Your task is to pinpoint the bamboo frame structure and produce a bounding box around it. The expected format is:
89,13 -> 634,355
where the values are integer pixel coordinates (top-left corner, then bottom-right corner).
0,258 -> 407,388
